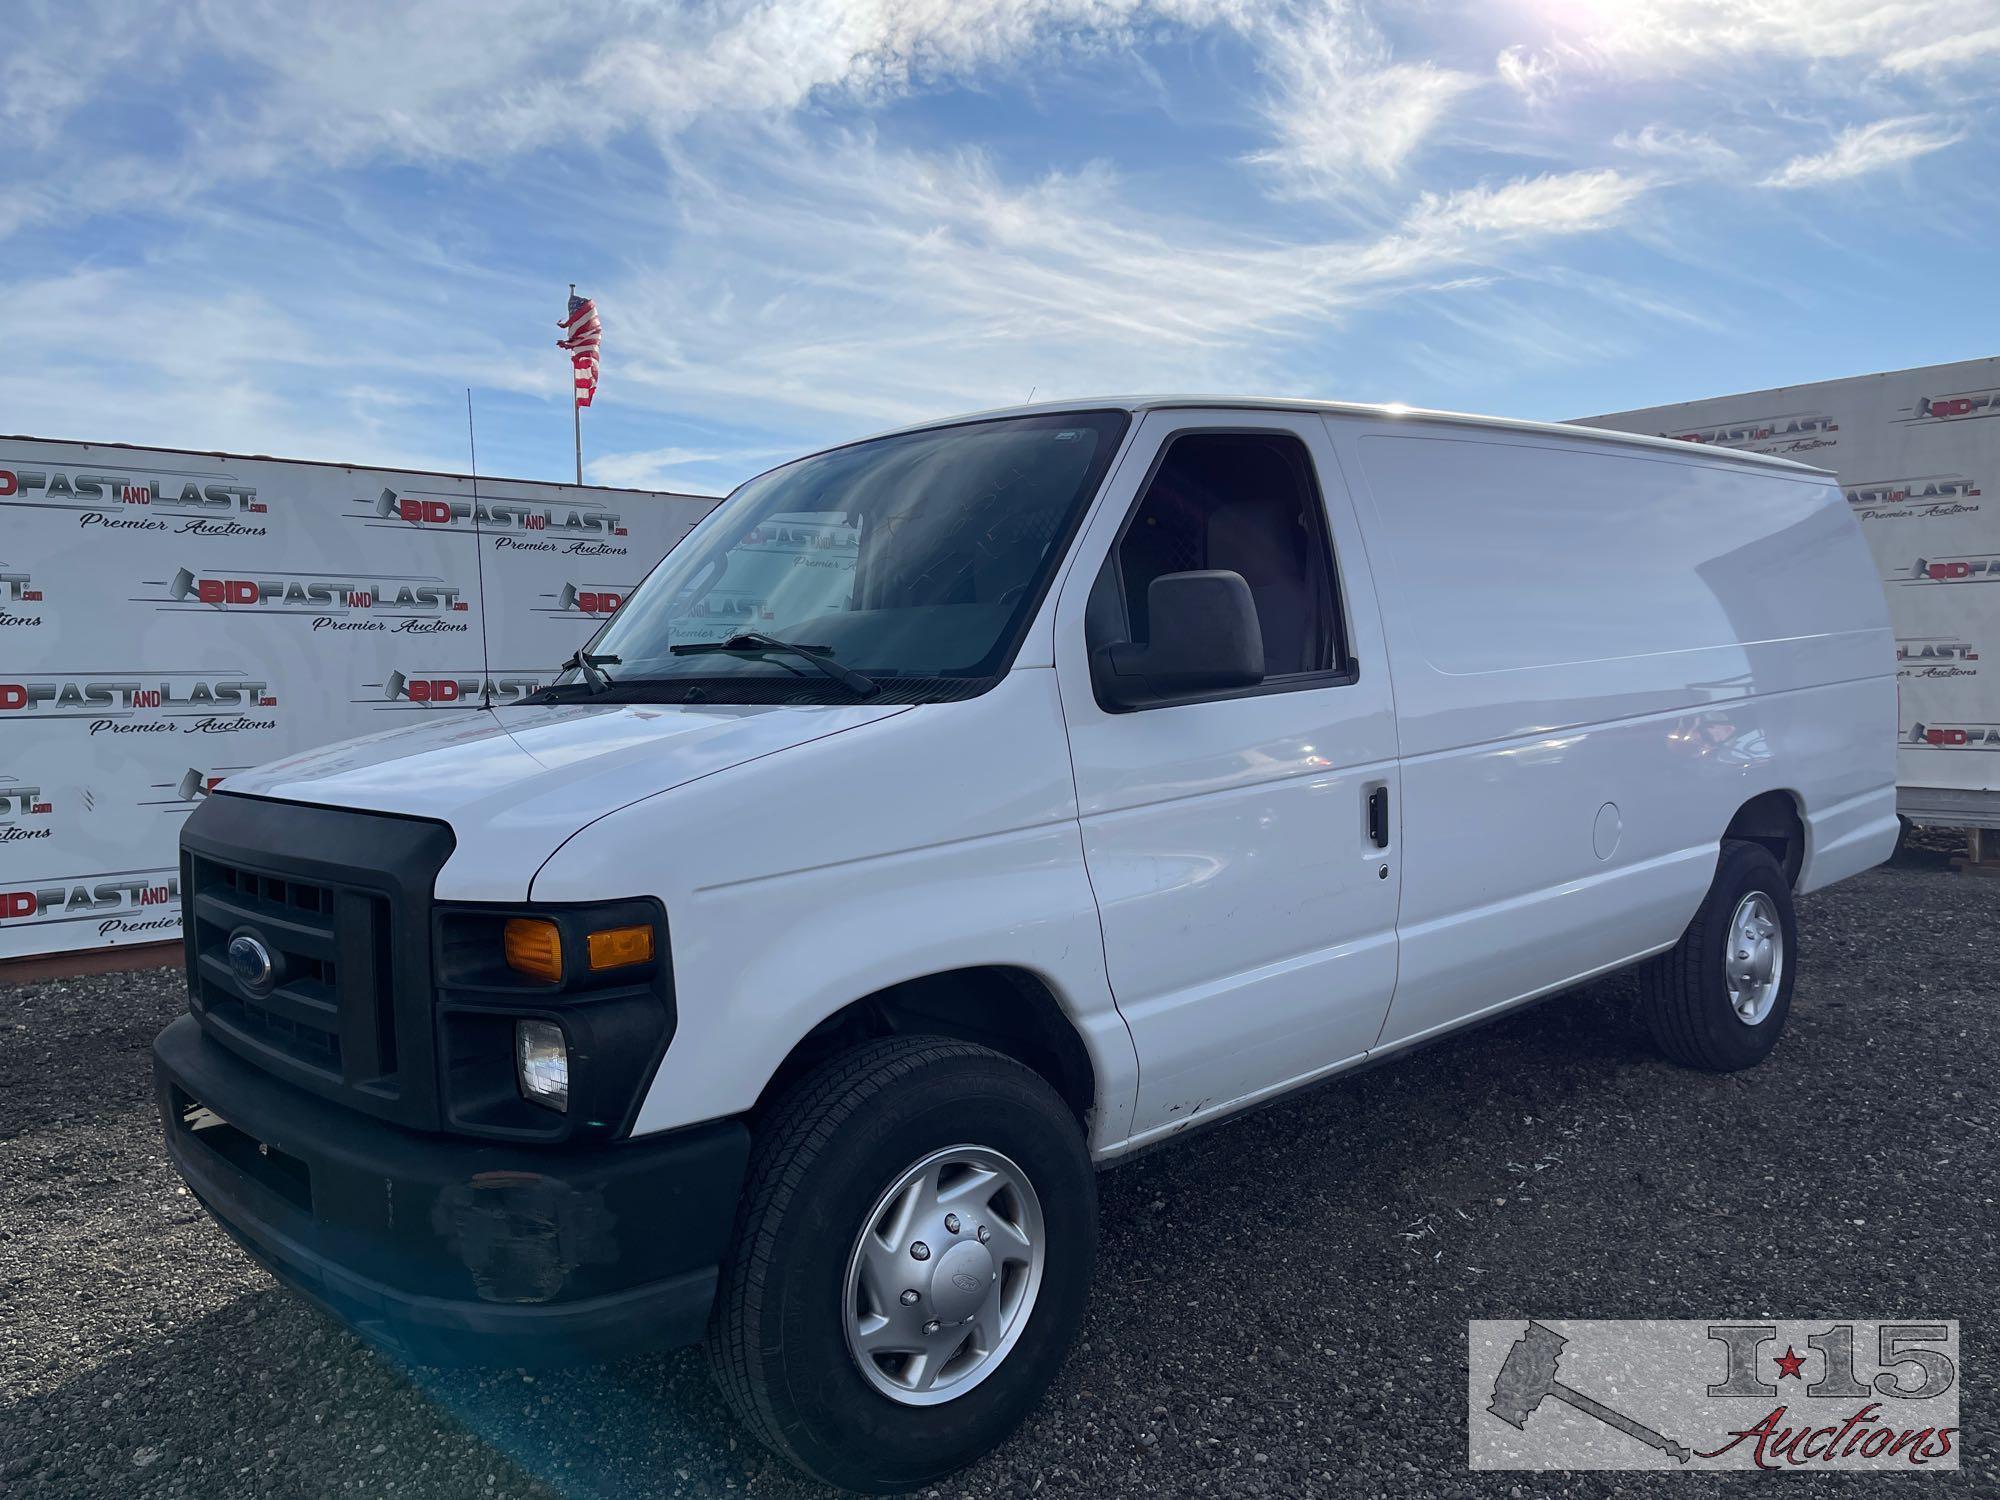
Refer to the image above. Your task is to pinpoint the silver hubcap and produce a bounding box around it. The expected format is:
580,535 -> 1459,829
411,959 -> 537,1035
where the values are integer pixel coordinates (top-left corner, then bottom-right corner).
1725,891 -> 1784,1026
843,1145 -> 1045,1406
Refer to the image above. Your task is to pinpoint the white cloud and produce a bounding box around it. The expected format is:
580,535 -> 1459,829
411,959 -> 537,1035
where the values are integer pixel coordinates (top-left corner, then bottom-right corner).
1612,124 -> 1742,174
0,1 -> 1660,478
0,0 -> 1986,490
2,0 -> 1289,240
179,1 -> 1279,169
1396,168 -> 1646,244
587,138 -> 1649,435
1496,44 -> 1559,105
1485,0 -> 2000,95
587,444 -> 784,492
1883,23 -> 2000,72
1761,115 -> 1965,188
0,257 -> 563,469
1249,6 -> 1478,194
3,0 -> 1488,241
1255,60 -> 1480,191
584,1 -> 1180,136
151,0 -> 1470,209
0,2 -> 178,151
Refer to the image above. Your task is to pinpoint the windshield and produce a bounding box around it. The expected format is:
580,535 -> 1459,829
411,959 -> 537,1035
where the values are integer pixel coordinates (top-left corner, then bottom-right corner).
551,409 -> 1129,703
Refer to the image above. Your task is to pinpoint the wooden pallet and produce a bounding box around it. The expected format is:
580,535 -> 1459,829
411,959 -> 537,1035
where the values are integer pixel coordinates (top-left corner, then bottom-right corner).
1951,826 -> 2000,877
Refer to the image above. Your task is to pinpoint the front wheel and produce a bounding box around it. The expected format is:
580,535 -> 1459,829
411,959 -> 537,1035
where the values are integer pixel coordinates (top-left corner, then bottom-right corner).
704,1037 -> 1096,1493
1642,839 -> 1798,1071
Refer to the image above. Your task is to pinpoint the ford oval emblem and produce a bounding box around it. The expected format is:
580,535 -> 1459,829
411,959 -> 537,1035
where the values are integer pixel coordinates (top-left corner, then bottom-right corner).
227,932 -> 276,994
951,1272 -> 982,1295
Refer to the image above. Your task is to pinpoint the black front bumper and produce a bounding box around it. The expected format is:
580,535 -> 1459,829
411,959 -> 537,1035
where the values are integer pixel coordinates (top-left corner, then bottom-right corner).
155,1015 -> 749,1366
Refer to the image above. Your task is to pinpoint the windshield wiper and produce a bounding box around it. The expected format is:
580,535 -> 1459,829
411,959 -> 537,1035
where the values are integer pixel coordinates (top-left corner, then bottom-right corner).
670,632 -> 878,696
558,650 -> 621,694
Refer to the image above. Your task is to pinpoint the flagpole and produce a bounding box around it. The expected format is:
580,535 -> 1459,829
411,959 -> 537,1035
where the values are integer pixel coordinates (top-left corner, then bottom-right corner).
569,282 -> 582,486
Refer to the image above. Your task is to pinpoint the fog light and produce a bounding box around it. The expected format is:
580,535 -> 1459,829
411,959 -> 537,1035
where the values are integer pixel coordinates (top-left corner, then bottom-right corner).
515,1019 -> 569,1111
503,918 -> 562,983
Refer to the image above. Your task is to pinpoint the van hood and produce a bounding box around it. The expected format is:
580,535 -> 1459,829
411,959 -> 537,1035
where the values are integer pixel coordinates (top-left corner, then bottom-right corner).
218,699 -> 912,901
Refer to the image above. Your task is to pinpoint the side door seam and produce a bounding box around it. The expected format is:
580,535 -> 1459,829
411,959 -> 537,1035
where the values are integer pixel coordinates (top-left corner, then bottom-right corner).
1316,416 -> 1412,1050
1045,415 -> 1164,1149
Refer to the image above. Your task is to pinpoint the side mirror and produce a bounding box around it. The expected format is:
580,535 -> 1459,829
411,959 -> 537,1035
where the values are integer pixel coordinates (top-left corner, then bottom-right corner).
1094,570 -> 1264,708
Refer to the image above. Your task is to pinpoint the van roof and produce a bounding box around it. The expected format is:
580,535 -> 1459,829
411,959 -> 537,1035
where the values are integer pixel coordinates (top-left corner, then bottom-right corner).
857,396 -> 1831,477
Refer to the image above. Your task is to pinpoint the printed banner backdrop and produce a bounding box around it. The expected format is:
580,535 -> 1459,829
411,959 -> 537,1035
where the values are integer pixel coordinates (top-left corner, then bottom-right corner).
1578,356 -> 2000,802
0,438 -> 716,960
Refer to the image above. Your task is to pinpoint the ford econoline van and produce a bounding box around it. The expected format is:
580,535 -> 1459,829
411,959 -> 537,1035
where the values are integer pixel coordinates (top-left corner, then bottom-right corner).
154,399 -> 1898,1492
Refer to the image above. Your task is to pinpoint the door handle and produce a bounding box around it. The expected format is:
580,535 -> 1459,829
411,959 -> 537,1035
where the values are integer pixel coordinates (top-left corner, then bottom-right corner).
1367,786 -> 1390,848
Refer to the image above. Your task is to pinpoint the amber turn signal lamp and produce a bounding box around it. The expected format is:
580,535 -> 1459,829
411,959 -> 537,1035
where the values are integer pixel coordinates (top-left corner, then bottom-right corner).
503,917 -> 563,983
587,923 -> 654,971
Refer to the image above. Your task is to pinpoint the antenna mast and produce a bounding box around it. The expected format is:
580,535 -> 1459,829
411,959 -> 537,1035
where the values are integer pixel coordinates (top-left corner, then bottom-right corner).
465,388 -> 495,709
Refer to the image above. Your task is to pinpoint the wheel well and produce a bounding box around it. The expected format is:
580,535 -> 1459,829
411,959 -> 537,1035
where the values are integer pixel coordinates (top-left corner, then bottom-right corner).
1725,790 -> 1805,886
753,967 -> 1097,1129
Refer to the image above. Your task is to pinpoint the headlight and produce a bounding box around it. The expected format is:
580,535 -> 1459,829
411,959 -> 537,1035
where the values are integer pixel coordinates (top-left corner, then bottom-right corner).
434,897 -> 674,1142
515,1018 -> 570,1111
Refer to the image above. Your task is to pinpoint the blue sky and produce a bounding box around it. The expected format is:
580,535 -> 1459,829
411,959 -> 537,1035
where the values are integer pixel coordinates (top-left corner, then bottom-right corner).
4,0 -> 1996,496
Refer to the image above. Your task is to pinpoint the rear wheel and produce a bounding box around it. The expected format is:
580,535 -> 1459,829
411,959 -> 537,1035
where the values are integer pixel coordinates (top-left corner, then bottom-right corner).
1642,839 -> 1798,1071
704,1036 -> 1095,1493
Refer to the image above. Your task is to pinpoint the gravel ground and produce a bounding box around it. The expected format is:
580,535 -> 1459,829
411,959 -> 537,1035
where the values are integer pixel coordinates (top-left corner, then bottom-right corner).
2,833 -> 1994,1498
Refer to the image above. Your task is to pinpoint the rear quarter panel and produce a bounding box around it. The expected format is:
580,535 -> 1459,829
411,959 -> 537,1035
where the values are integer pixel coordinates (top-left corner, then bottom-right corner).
1327,418 -> 1896,1047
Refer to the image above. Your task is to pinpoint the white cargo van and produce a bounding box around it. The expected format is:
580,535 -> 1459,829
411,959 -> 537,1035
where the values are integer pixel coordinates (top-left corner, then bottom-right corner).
154,399 -> 1898,1492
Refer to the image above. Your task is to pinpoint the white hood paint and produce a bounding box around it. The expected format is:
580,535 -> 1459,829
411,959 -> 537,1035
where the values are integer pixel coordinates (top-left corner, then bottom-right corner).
220,700 -> 911,901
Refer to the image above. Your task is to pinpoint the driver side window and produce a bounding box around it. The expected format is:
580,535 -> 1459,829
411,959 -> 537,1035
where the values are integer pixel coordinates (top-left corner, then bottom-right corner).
1094,430 -> 1346,688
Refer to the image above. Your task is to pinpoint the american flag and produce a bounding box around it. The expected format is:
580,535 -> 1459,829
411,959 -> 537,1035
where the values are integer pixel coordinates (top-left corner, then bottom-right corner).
557,291 -> 602,408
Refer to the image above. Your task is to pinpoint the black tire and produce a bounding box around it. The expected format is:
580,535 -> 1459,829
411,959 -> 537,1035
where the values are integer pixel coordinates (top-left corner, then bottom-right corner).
1642,839 -> 1798,1071
703,1036 -> 1096,1493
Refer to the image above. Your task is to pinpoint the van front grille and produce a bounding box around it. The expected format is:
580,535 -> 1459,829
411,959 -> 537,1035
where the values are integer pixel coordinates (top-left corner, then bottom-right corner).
186,852 -> 393,1086
178,794 -> 454,1130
